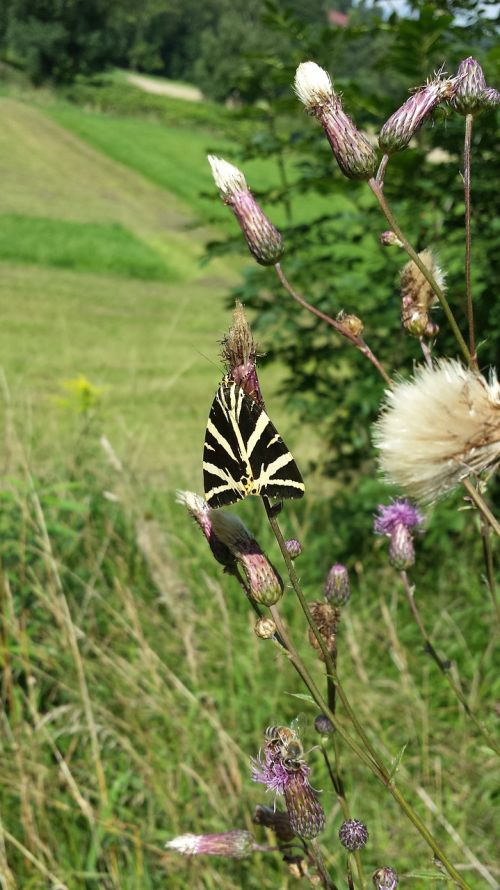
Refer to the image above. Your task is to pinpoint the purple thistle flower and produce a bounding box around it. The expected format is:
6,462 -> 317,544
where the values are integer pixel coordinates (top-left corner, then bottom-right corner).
374,499 -> 423,536
374,499 -> 424,570
252,737 -> 325,839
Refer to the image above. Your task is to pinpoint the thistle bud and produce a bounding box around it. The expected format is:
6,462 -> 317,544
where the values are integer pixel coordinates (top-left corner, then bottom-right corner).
285,539 -> 302,559
324,563 -> 351,605
481,87 -> 500,110
254,616 -> 277,639
379,74 -> 456,154
208,155 -> 283,266
388,522 -> 415,570
210,510 -> 283,605
294,62 -> 378,180
308,601 -> 339,661
284,771 -> 326,839
380,231 -> 403,248
451,57 -> 487,115
337,311 -> 364,337
314,713 -> 335,735
166,829 -> 255,859
372,867 -> 399,889
339,819 -> 369,851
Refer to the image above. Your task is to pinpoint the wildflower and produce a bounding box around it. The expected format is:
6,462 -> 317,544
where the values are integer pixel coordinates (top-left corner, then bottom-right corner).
374,499 -> 423,570
285,539 -> 302,559
314,714 -> 335,735
373,360 -> 500,503
481,87 -> 500,109
207,156 -> 283,266
400,249 -> 444,339
324,563 -> 351,606
379,73 -> 457,154
380,231 -> 403,248
210,510 -> 283,605
252,735 -> 325,839
372,866 -> 399,889
254,616 -> 277,639
294,61 -> 378,180
176,490 -> 236,569
220,301 -> 263,405
339,819 -> 369,851
450,58 -> 487,115
308,601 -> 339,661
166,830 -> 255,859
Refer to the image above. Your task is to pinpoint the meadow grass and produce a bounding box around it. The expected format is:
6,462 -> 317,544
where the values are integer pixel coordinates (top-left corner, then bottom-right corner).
0,214 -> 175,280
0,83 -> 497,889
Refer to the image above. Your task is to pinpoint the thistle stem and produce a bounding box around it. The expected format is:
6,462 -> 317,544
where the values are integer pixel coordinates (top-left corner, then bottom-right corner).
480,517 -> 500,623
322,744 -> 366,889
463,114 -> 477,367
400,570 -> 499,755
368,178 -> 471,365
274,263 -> 392,387
462,478 -> 500,538
262,499 -> 472,888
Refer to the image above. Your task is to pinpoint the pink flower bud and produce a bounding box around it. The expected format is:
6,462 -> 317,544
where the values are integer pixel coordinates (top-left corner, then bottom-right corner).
451,57 -> 487,115
294,62 -> 378,180
339,819 -> 369,851
372,867 -> 399,889
285,538 -> 302,559
208,156 -> 283,266
324,563 -> 351,605
379,75 -> 456,154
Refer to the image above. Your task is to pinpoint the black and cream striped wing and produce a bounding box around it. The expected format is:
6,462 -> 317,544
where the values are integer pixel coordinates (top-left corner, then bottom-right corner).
203,381 -> 305,508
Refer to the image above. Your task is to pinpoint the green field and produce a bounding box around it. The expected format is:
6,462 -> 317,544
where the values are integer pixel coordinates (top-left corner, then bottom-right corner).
0,83 -> 497,889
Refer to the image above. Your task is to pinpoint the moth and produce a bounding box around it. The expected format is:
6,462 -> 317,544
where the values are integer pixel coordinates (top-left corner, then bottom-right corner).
203,379 -> 305,508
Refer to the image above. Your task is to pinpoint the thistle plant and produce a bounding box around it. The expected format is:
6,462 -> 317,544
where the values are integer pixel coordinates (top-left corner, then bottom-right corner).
170,53 -> 499,890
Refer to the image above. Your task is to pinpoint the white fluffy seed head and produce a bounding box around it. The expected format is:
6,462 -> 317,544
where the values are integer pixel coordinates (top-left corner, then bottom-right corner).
373,360 -> 500,503
166,834 -> 200,855
176,489 -> 207,515
207,155 -> 247,198
294,61 -> 335,108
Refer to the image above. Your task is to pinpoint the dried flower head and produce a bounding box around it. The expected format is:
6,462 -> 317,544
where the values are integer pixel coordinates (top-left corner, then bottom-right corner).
207,155 -> 283,266
210,509 -> 283,605
176,490 -> 236,568
294,61 -> 378,180
252,733 -> 325,839
337,311 -> 364,337
451,57 -> 487,115
285,538 -> 302,559
166,829 -> 255,859
220,301 -> 262,404
324,563 -> 351,606
372,866 -> 399,889
374,360 -> 500,502
339,819 -> 369,851
308,601 -> 339,662
254,616 -> 277,639
379,73 -> 457,154
400,249 -> 444,338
